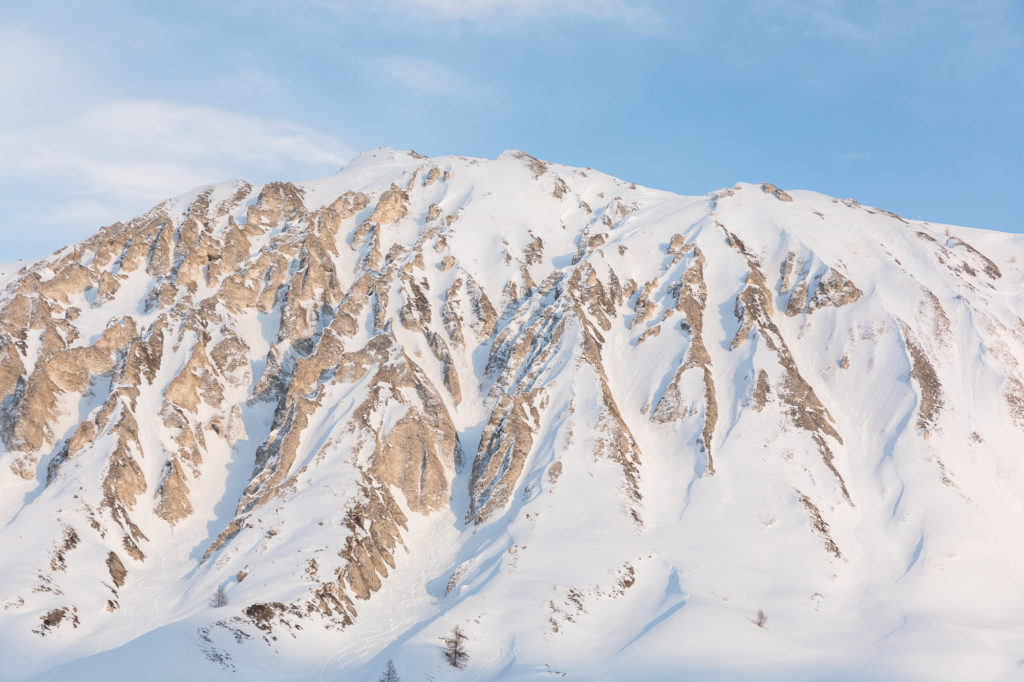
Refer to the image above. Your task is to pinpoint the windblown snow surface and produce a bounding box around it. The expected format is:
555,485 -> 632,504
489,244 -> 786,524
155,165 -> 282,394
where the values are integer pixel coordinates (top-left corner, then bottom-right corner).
0,262 -> 26,292
1,149 -> 1024,681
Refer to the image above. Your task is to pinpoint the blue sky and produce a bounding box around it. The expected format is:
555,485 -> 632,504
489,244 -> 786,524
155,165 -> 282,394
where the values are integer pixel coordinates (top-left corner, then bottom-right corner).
1,0 -> 1022,260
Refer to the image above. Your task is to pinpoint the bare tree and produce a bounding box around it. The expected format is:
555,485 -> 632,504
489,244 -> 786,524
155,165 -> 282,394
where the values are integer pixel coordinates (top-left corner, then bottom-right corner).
755,609 -> 767,628
378,659 -> 400,682
210,584 -> 229,608
442,625 -> 469,669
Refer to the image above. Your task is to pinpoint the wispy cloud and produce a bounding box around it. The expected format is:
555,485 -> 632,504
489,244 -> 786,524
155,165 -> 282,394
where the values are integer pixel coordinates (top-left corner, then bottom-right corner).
0,26 -> 95,129
755,0 -> 882,43
757,0 -> 1023,56
389,0 -> 661,25
370,54 -> 484,98
0,100 -> 353,256
275,0 -> 663,31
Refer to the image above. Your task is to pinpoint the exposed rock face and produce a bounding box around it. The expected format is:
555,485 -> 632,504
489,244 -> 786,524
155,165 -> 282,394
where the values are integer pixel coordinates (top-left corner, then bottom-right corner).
468,393 -> 537,523
2,151 -> 1024,681
761,183 -> 793,202
782,260 -> 862,317
651,242 -> 717,474
105,552 -> 126,588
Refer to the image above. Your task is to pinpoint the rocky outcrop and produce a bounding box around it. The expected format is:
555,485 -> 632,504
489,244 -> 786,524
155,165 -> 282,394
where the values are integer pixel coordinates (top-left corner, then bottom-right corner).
900,323 -> 944,435
780,254 -> 862,316
2,149 -> 1022,678
468,393 -> 538,523
652,245 -> 717,475
727,231 -> 848,499
761,183 -> 793,202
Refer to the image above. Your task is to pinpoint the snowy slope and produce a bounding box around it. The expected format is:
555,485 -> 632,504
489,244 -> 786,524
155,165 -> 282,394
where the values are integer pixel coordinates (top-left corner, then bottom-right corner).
1,149 -> 1024,681
0,262 -> 29,292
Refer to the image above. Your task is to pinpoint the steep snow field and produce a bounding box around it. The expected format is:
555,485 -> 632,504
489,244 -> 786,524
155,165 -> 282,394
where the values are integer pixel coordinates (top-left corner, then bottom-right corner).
0,262 -> 28,291
1,149 -> 1023,681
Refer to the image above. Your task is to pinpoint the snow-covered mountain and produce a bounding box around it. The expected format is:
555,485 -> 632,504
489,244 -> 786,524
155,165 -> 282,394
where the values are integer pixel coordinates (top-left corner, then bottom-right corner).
2,148 -> 1024,681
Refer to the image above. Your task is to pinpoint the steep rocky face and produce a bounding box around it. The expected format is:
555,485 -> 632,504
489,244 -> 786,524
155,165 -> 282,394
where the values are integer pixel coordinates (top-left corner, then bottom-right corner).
2,149 -> 1024,681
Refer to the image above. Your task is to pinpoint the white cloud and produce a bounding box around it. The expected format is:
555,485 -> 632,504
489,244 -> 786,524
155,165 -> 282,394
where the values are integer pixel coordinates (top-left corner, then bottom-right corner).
0,27 -> 96,131
371,55 -> 484,97
390,0 -> 659,24
0,100 -> 354,259
757,0 -> 1023,54
755,0 -> 878,42
283,0 -> 662,30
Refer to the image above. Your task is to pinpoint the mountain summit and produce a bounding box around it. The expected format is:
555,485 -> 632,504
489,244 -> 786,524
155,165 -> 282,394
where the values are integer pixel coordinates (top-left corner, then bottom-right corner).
1,149 -> 1023,681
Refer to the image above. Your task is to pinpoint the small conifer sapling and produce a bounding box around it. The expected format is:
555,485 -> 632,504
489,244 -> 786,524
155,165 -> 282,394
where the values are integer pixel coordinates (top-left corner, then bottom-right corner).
210,584 -> 229,608
442,625 -> 469,669
378,659 -> 400,682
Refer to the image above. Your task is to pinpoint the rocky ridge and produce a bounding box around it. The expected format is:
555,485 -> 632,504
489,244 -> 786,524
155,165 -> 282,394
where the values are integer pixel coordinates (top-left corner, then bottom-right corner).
1,149 -> 1024,681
